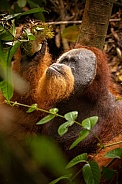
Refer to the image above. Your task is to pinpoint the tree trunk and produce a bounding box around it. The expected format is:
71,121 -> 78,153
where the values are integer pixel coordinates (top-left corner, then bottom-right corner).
77,0 -> 113,50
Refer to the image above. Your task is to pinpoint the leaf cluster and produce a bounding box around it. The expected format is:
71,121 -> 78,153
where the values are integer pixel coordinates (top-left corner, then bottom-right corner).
20,21 -> 54,56
0,10 -> 54,99
0,0 -> 47,21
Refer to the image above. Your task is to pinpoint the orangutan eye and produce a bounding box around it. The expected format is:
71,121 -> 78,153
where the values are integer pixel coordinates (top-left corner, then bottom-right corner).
70,57 -> 77,63
59,57 -> 69,64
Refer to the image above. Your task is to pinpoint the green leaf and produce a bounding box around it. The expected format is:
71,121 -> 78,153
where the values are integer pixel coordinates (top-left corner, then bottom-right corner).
105,148 -> 122,159
0,25 -> 5,35
0,31 -> 14,41
81,116 -> 98,130
17,0 -> 27,8
28,35 -> 36,41
49,108 -> 59,114
27,0 -> 46,21
82,161 -> 101,184
3,47 -> 11,66
62,25 -> 79,42
58,121 -> 74,136
102,166 -> 116,181
27,103 -> 38,113
8,41 -> 21,66
69,129 -> 89,150
0,42 -> 14,101
5,8 -> 47,21
25,30 -> 36,40
0,41 -> 5,67
0,80 -> 13,101
49,174 -> 72,184
64,111 -> 78,121
36,114 -> 55,125
65,153 -> 87,169
11,20 -> 16,37
18,7 -> 48,16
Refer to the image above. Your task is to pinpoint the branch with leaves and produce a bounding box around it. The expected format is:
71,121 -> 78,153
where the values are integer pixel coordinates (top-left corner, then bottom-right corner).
4,100 -> 122,184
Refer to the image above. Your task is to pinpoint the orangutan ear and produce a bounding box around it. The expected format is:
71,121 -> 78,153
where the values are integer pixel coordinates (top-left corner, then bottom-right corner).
57,48 -> 97,94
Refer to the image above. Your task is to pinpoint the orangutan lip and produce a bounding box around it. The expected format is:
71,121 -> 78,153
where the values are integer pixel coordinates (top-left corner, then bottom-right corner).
48,65 -> 63,75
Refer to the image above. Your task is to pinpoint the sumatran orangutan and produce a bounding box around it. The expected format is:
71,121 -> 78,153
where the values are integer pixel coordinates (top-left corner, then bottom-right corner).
43,45 -> 122,183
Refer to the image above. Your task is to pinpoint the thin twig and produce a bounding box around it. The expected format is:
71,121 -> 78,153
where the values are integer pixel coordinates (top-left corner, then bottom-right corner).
46,18 -> 121,25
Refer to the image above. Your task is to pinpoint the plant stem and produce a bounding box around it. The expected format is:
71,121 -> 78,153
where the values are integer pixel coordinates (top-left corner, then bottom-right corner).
5,100 -> 101,142
104,141 -> 122,148
5,100 -> 66,118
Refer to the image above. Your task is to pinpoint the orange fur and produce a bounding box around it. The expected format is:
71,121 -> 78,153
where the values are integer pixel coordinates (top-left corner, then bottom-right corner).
0,44 -> 74,140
